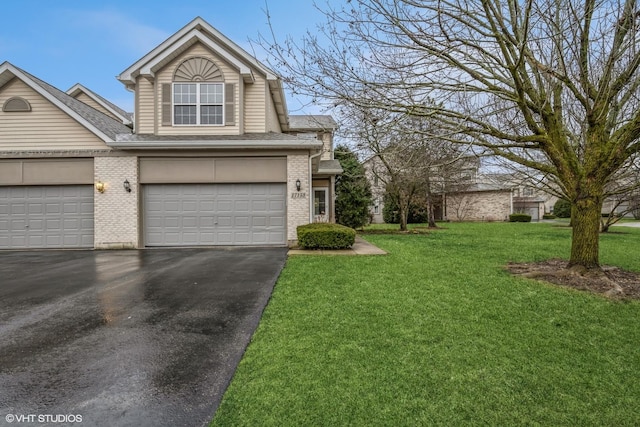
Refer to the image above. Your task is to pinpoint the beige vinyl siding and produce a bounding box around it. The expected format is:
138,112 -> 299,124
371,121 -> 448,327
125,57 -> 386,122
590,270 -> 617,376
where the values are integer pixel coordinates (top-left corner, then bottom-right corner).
136,76 -> 155,133
0,78 -> 106,150
244,77 -> 267,133
156,43 -> 240,136
264,88 -> 281,133
73,92 -> 120,122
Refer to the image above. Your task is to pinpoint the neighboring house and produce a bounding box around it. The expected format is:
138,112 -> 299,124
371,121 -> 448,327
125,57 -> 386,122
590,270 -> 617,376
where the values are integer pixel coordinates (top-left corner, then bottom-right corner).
477,173 -> 558,221
0,17 -> 340,249
364,153 -> 512,223
363,156 -> 386,223
444,183 -> 513,221
364,153 -> 560,222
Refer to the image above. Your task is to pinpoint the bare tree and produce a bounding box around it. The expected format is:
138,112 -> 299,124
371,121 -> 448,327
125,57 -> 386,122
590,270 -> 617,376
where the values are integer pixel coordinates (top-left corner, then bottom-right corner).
351,109 -> 422,231
600,155 -> 640,231
260,0 -> 640,271
346,106 -> 470,230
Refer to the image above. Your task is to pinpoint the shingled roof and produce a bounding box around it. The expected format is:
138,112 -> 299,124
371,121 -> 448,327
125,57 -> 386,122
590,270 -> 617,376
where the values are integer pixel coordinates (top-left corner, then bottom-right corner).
288,115 -> 337,131
67,83 -> 133,125
0,62 -> 132,141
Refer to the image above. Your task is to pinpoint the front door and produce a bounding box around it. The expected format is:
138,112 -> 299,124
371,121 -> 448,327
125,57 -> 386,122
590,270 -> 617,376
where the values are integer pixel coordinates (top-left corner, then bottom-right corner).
313,188 -> 328,222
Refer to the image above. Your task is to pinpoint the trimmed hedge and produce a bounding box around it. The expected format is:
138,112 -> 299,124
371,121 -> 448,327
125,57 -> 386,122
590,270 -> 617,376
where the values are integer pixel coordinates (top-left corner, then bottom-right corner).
509,213 -> 532,222
297,223 -> 356,249
554,199 -> 571,218
542,214 -> 556,219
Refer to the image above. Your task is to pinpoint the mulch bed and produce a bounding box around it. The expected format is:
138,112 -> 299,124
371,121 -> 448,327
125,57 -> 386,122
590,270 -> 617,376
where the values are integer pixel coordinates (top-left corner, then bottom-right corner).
506,259 -> 640,299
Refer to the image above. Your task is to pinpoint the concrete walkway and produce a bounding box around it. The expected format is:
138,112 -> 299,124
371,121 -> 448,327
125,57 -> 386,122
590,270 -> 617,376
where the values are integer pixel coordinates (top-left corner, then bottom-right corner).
288,236 -> 387,256
613,221 -> 640,228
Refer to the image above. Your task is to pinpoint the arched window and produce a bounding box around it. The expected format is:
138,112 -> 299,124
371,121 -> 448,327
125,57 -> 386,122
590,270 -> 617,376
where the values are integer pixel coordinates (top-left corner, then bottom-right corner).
3,97 -> 31,112
171,57 -> 225,125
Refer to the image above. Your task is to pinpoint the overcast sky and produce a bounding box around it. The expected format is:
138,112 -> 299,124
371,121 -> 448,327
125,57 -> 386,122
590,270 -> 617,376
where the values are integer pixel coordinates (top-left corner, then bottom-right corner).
0,0 -> 330,113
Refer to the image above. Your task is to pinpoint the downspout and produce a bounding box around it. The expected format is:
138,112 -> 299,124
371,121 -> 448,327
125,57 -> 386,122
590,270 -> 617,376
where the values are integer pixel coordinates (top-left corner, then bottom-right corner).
309,149 -> 324,222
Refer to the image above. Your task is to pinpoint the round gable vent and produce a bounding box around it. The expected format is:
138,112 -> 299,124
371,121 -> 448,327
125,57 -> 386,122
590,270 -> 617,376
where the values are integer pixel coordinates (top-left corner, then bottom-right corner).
3,97 -> 31,112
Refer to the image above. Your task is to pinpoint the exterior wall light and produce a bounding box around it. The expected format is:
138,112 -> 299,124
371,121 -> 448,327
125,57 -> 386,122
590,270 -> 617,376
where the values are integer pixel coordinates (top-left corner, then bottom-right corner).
295,179 -> 301,191
123,179 -> 132,193
95,181 -> 105,193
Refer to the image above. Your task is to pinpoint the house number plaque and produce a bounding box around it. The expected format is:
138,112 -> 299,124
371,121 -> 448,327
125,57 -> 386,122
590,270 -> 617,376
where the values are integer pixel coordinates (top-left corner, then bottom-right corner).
291,192 -> 306,199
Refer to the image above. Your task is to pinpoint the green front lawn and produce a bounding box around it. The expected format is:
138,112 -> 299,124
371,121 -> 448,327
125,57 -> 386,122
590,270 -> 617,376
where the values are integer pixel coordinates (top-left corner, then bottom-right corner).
212,222 -> 640,426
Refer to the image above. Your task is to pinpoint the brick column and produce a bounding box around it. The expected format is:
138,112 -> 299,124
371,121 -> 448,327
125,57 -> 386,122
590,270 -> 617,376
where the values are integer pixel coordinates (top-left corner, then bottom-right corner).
287,154 -> 310,245
94,156 -> 139,249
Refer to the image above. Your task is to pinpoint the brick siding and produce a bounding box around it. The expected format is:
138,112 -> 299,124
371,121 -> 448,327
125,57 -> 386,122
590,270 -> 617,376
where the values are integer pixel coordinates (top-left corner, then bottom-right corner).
94,156 -> 139,248
287,154 -> 310,243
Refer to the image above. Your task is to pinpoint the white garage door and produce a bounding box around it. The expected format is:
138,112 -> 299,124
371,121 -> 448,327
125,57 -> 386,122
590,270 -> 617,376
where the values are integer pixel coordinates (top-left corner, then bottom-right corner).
143,183 -> 286,246
0,186 -> 94,249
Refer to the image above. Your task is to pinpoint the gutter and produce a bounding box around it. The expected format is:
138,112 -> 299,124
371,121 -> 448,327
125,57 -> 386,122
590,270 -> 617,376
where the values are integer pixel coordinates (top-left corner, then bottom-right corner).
107,140 -> 323,150
309,149 -> 324,222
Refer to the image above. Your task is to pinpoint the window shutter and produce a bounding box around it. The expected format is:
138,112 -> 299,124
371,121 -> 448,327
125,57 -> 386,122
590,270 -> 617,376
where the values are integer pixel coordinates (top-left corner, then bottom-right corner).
225,83 -> 235,126
161,83 -> 172,126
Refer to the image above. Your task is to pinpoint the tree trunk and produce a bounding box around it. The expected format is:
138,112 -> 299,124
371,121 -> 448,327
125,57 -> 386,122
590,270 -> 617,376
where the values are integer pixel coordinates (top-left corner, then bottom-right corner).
399,203 -> 408,231
426,188 -> 437,228
568,190 -> 603,270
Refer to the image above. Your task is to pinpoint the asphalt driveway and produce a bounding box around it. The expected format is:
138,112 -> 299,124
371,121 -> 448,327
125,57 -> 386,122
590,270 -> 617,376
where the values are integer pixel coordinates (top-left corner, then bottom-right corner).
0,247 -> 288,427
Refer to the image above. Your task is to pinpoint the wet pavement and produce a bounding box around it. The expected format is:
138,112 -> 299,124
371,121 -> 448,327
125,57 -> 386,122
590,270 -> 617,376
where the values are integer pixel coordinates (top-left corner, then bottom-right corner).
0,247 -> 288,427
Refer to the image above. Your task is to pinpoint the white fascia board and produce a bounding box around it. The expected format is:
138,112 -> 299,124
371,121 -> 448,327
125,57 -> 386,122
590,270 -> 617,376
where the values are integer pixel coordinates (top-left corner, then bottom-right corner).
139,30 -> 255,83
193,17 -> 279,80
2,64 -> 113,142
118,17 -> 278,85
268,78 -> 289,130
117,18 -> 203,85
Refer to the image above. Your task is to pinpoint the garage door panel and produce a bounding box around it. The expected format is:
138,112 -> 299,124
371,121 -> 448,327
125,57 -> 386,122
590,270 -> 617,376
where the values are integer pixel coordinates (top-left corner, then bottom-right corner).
252,217 -> 267,227
80,202 -> 93,214
200,217 -> 215,227
0,185 -> 93,249
28,203 -> 44,214
143,183 -> 286,246
234,216 -> 250,227
200,200 -> 214,210
45,203 -> 61,214
9,219 -> 26,231
11,204 -> 26,215
217,200 -> 233,212
164,201 -> 180,212
217,216 -> 233,227
182,201 -> 198,212
46,219 -> 62,230
235,201 -> 250,212
29,219 -> 44,230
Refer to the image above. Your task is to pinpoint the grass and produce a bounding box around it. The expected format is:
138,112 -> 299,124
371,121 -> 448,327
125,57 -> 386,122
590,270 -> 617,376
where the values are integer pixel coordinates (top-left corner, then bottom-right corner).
211,222 -> 640,426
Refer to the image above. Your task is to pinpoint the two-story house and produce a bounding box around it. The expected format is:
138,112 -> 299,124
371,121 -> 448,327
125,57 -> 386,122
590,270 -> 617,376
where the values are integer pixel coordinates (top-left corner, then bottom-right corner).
0,17 -> 340,249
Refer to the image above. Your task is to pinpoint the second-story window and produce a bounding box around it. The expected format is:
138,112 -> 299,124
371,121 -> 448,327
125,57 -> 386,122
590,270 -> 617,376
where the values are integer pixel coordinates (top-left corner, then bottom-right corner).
173,83 -> 223,125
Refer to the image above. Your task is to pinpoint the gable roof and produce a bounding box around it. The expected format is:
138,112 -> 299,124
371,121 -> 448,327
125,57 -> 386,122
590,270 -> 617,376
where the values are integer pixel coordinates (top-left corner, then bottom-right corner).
0,62 -> 132,142
117,17 -> 289,129
67,83 -> 133,126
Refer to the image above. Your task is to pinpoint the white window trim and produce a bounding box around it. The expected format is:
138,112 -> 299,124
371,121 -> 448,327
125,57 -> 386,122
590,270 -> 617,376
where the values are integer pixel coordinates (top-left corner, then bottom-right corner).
172,82 -> 225,126
313,187 -> 329,222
